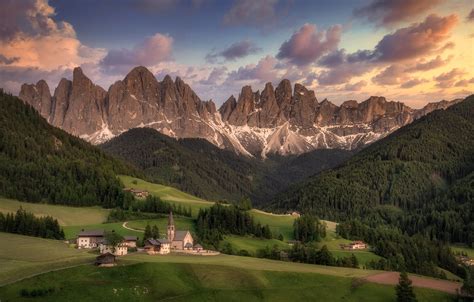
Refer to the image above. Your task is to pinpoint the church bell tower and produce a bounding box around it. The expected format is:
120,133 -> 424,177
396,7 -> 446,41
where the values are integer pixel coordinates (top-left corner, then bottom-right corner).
167,211 -> 175,241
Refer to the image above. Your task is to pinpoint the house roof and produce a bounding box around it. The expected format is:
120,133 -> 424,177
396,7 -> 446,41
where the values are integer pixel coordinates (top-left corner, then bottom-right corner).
184,242 -> 193,248
157,238 -> 170,244
78,230 -> 104,237
194,244 -> 203,248
174,230 -> 189,241
124,236 -> 138,241
97,252 -> 115,258
146,239 -> 160,246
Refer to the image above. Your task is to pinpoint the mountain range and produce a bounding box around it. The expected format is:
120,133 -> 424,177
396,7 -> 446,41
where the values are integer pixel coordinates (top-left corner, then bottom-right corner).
19,66 -> 460,157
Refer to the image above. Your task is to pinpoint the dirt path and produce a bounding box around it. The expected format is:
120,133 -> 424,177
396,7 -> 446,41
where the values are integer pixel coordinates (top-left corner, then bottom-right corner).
122,221 -> 144,233
365,272 -> 461,294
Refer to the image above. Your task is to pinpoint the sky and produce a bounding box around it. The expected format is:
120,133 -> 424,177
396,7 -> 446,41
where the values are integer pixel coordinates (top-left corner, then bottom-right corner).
0,0 -> 473,108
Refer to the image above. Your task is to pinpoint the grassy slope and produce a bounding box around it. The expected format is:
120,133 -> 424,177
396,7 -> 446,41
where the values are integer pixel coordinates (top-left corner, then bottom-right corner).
0,232 -> 95,286
0,261 -> 453,302
0,198 -> 108,226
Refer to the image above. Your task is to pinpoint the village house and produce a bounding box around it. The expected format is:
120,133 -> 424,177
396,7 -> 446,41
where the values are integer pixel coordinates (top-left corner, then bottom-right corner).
144,238 -> 171,255
341,241 -> 367,250
77,230 -> 105,249
99,240 -> 128,256
95,253 -> 116,267
123,188 -> 149,198
123,236 -> 138,248
167,212 -> 194,250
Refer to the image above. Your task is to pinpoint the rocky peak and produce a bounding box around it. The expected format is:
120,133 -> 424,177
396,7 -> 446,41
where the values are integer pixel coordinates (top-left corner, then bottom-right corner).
227,85 -> 256,126
19,80 -> 52,119
219,95 -> 237,121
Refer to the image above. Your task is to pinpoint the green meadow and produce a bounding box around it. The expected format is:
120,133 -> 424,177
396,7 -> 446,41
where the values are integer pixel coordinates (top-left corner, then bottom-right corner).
0,260 -> 454,302
0,232 -> 95,286
0,197 -> 108,226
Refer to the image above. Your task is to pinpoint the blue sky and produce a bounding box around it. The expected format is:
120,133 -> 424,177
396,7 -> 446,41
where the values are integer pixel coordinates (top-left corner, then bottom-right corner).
0,0 -> 473,108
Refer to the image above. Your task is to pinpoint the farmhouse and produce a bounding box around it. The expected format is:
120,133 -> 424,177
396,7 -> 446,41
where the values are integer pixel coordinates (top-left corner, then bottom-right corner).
144,238 -> 171,255
95,253 -> 116,267
99,241 -> 128,256
167,212 -> 193,250
77,229 -> 104,249
123,188 -> 149,198
341,241 -> 367,250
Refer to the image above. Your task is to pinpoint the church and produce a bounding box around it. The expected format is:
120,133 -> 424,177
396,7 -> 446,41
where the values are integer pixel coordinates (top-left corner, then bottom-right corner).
167,212 -> 194,250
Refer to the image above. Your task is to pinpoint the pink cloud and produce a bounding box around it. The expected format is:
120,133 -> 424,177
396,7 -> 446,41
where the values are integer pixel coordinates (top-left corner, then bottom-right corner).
100,33 -> 174,73
277,23 -> 342,66
373,14 -> 458,62
434,68 -> 467,88
354,0 -> 442,27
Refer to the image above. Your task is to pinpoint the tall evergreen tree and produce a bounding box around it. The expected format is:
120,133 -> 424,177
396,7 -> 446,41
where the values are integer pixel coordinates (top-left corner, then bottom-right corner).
151,225 -> 160,239
396,271 -> 417,302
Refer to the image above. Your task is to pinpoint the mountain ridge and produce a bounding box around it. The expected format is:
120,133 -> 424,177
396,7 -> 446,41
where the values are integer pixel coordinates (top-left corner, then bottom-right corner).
19,65 -> 461,157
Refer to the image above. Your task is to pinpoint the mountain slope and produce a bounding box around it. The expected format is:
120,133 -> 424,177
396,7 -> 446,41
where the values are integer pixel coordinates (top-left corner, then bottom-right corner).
270,95 -> 474,245
0,90 -> 136,208
100,128 -> 353,203
19,66 -> 460,157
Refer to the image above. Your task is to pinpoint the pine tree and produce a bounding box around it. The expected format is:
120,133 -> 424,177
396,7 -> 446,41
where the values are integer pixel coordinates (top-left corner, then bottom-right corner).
151,225 -> 160,239
143,223 -> 152,244
396,271 -> 417,302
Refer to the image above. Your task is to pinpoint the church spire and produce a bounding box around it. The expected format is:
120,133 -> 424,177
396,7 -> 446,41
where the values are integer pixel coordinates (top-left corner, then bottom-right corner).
168,211 -> 174,226
167,211 -> 175,242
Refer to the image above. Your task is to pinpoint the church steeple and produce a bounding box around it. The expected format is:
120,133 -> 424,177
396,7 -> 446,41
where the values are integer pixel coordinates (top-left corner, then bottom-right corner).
167,212 -> 175,241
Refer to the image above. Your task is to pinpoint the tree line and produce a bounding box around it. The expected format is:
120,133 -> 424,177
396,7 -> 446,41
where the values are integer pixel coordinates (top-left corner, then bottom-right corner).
336,219 -> 466,279
0,207 -> 64,239
196,204 -> 272,248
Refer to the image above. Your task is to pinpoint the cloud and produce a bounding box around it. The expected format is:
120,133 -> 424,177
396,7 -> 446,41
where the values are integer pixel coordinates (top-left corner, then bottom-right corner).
454,77 -> 474,87
434,68 -> 466,88
277,23 -> 342,66
372,65 -> 405,85
100,33 -> 173,74
223,0 -> 278,28
372,14 -> 458,62
405,55 -> 451,72
199,66 -> 228,85
343,80 -> 367,91
0,54 -> 19,65
467,9 -> 474,22
226,55 -> 281,83
354,0 -> 441,27
0,0 -> 104,68
400,78 -> 428,89
317,62 -> 373,86
205,40 -> 261,63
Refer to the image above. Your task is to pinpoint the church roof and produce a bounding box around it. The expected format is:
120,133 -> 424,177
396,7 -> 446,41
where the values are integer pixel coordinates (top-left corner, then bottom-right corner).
174,230 -> 189,241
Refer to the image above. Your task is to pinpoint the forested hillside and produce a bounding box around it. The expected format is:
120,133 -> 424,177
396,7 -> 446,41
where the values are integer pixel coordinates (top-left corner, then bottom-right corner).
270,95 -> 474,246
0,90 -> 136,208
100,128 -> 353,203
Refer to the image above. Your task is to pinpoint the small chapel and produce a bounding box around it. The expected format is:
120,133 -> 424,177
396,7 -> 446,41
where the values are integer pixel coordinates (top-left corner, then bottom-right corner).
167,212 -> 194,250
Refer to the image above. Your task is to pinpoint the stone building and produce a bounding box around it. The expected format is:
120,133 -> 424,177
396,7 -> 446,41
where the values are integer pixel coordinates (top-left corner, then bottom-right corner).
167,212 -> 193,250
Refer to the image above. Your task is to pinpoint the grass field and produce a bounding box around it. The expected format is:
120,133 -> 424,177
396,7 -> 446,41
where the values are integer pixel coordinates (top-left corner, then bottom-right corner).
451,245 -> 474,258
0,198 -> 108,226
222,235 -> 290,255
0,260 -> 454,302
62,222 -> 143,240
0,232 -> 95,286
